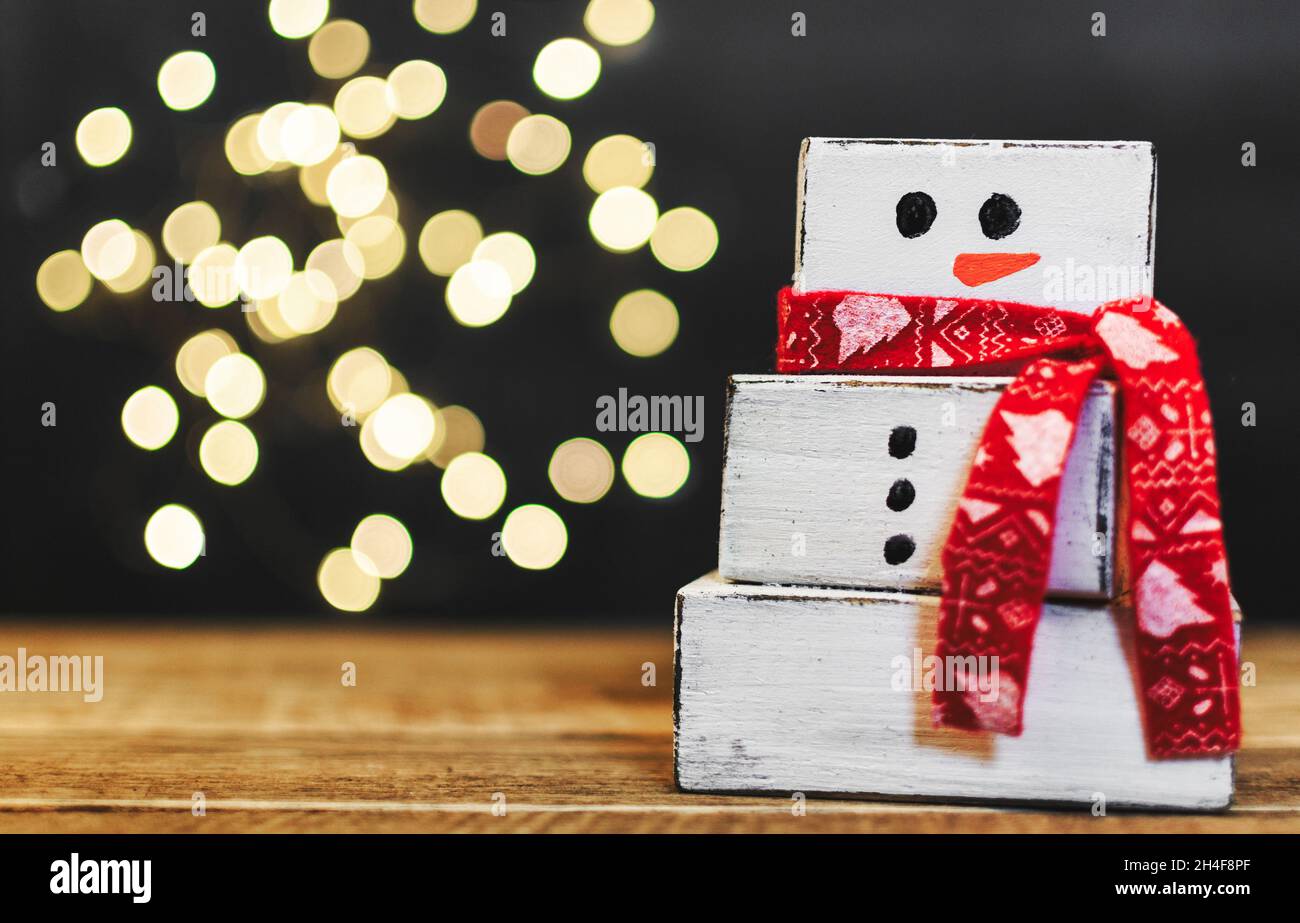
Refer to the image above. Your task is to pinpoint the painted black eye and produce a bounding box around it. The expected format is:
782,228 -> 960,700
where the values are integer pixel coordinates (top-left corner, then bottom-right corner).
979,193 -> 1021,239
895,191 -> 937,238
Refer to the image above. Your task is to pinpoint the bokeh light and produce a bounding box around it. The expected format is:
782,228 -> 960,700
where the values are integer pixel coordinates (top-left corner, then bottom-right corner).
418,209 -> 482,276
328,347 -> 392,418
309,19 -> 370,78
162,201 -> 221,264
351,514 -> 413,579
199,420 -> 260,486
584,0 -> 655,46
278,269 -> 339,334
317,547 -> 380,612
548,438 -> 614,504
236,235 -> 294,299
440,451 -> 506,519
144,504 -> 204,570
622,432 -> 689,498
299,145 -> 347,204
326,154 -> 388,217
225,114 -> 274,176
386,60 -> 447,120
501,504 -> 567,570
36,250 -> 93,312
256,101 -> 303,163
446,259 -> 512,327
413,0 -> 476,34
533,38 -> 601,100
281,104 -> 341,166
609,288 -> 678,357
81,219 -> 138,281
651,206 -> 718,271
269,0 -> 329,39
371,393 -> 437,460
75,107 -> 132,167
469,100 -> 528,160
344,215 -> 406,280
589,186 -> 658,252
176,329 -> 238,396
472,232 -> 535,294
506,114 -> 571,175
583,134 -> 653,192
334,76 -> 395,139
121,386 -> 179,451
428,405 -> 485,468
307,238 -> 365,301
157,51 -> 216,111
103,230 -> 156,294
204,353 -> 266,419
188,243 -> 240,307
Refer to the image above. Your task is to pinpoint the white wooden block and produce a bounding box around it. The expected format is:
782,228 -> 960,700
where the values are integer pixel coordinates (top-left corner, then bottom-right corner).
794,138 -> 1156,314
674,572 -> 1234,810
718,374 -> 1119,597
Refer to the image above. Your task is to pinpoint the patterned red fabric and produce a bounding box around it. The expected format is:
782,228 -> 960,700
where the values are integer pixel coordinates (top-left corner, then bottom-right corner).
777,288 -> 1241,757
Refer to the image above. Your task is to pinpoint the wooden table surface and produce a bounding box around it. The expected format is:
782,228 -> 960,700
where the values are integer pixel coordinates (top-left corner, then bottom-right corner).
0,623 -> 1296,833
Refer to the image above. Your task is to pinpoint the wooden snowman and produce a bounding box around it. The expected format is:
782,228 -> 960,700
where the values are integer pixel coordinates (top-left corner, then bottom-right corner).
675,139 -> 1240,809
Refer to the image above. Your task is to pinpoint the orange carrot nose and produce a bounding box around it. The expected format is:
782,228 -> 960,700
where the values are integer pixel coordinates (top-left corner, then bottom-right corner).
953,252 -> 1041,286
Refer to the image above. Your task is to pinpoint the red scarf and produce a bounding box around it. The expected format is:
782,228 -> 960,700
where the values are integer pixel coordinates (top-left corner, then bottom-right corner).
777,288 -> 1240,757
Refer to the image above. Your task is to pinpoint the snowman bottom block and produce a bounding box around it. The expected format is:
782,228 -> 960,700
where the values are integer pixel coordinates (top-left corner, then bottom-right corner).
674,572 -> 1236,810
718,374 -> 1121,598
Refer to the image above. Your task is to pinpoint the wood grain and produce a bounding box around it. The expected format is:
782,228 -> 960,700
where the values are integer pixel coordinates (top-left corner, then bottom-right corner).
0,622 -> 1294,833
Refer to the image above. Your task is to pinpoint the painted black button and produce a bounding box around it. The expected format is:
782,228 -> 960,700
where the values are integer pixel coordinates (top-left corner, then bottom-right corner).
979,193 -> 1021,240
895,191 -> 937,238
886,478 -> 915,511
888,425 -> 917,458
884,534 -> 916,565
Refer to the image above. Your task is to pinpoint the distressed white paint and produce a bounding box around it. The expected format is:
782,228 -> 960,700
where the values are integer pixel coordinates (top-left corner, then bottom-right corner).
794,138 -> 1156,313
674,572 -> 1234,810
719,375 -> 1119,597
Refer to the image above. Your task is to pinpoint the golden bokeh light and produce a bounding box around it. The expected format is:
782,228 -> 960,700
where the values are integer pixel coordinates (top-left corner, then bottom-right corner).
225,114 -> 274,176
176,329 -> 238,396
75,107 -> 132,167
162,201 -> 221,264
157,50 -> 216,111
307,238 -> 365,301
351,514 -> 413,579
386,60 -> 447,120
204,353 -> 266,419
269,0 -> 330,39
589,186 -> 658,252
371,393 -> 437,460
121,385 -> 179,451
309,19 -> 370,79
188,243 -> 240,307
417,209 -> 482,276
334,76 -> 395,139
468,100 -> 528,161
440,452 -> 507,520
278,269 -> 338,334
144,504 -> 204,570
199,420 -> 260,486
472,232 -> 535,294
299,143 -> 347,204
246,295 -> 299,343
532,38 -> 601,100
317,547 -> 380,612
413,0 -> 476,34
256,102 -> 303,163
445,259 -> 512,327
336,188 -> 398,235
103,229 -> 156,294
236,235 -> 294,299
501,504 -> 567,570
359,412 -> 412,471
326,154 -> 388,218
583,134 -> 653,192
622,432 -> 690,498
428,405 -> 485,467
651,206 -> 718,272
584,0 -> 655,46
344,215 -> 406,280
281,103 -> 341,166
609,288 -> 678,357
81,219 -> 138,281
548,438 -> 614,504
505,114 -> 571,175
328,347 -> 392,417
36,250 -> 93,312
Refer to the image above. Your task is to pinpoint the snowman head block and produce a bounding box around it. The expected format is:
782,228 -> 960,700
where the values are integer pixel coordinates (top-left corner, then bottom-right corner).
794,139 -> 1156,314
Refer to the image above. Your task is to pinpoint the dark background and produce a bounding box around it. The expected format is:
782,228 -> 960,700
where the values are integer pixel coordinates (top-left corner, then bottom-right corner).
2,0 -> 1296,620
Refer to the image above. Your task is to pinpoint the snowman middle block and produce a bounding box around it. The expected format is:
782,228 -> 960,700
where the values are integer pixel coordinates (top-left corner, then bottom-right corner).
719,374 -> 1121,597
